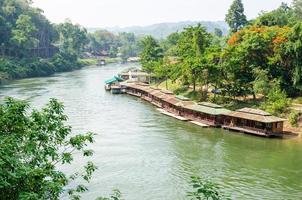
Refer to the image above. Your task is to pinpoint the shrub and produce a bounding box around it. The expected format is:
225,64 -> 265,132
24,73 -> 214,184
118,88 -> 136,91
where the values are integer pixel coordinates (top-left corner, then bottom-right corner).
261,86 -> 291,116
187,176 -> 231,200
289,111 -> 300,127
0,98 -> 97,199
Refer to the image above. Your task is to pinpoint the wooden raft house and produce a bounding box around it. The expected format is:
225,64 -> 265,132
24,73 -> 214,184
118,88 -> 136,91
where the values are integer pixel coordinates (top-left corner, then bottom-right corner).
222,108 -> 286,137
181,102 -> 231,127
116,82 -> 287,137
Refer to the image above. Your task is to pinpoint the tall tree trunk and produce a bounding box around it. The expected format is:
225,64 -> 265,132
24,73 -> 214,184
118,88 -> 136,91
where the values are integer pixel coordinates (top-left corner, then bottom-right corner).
252,91 -> 256,100
193,77 -> 196,92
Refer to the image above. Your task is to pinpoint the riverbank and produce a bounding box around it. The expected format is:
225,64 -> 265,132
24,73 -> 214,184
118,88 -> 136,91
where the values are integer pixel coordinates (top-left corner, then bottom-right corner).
153,79 -> 302,136
116,82 -> 296,138
0,54 -> 86,84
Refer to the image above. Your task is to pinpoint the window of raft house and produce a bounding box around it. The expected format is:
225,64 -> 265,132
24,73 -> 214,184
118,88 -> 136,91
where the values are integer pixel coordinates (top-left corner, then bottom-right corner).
266,123 -> 272,130
241,119 -> 247,125
276,122 -> 282,129
255,121 -> 263,128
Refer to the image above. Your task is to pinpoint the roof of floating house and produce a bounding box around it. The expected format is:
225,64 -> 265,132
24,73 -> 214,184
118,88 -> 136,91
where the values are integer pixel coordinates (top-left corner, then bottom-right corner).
162,97 -> 182,105
224,108 -> 286,123
105,76 -> 124,84
161,90 -> 174,95
184,102 -> 231,115
176,95 -> 190,101
150,91 -> 168,99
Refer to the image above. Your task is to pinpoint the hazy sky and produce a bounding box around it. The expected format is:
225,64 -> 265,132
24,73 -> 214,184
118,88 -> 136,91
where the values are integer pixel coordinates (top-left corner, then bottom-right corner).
32,0 -> 293,28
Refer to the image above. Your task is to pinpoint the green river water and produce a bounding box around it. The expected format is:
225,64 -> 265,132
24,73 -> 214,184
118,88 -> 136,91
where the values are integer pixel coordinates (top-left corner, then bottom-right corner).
0,63 -> 302,200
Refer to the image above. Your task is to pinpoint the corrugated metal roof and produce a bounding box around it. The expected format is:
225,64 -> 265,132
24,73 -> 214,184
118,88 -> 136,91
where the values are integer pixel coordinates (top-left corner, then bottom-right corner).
184,104 -> 231,115
176,100 -> 196,107
198,102 -> 223,108
176,95 -> 190,101
163,97 -> 181,105
237,108 -> 271,116
224,108 -> 286,123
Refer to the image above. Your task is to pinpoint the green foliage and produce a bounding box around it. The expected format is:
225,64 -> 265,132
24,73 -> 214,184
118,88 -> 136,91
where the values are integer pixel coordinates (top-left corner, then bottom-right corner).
161,32 -> 181,56
214,28 -> 223,37
0,0 -> 89,82
176,24 -> 212,92
285,22 -> 302,93
96,189 -> 122,200
255,3 -> 296,27
139,36 -> 163,73
56,20 -> 88,56
293,0 -> 302,19
87,31 -> 140,58
0,51 -> 83,81
11,14 -> 38,56
225,0 -> 247,32
0,0 -> 57,58
252,68 -> 270,97
289,111 -> 300,127
261,83 -> 291,116
187,176 -> 231,200
0,98 -> 96,199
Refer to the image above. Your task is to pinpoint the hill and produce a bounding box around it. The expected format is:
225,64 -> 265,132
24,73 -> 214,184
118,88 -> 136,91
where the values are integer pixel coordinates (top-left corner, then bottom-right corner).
88,21 -> 229,38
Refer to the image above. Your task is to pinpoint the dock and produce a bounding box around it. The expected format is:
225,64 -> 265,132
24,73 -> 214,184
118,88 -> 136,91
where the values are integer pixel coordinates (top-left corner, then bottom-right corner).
221,125 -> 283,137
157,109 -> 188,121
189,121 -> 210,128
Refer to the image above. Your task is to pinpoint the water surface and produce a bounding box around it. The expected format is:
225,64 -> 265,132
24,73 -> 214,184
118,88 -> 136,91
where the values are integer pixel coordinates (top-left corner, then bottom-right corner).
1,63 -> 302,200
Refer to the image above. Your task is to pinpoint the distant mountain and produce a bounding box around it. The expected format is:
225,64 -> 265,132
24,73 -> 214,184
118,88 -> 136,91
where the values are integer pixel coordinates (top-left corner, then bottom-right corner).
88,21 -> 229,38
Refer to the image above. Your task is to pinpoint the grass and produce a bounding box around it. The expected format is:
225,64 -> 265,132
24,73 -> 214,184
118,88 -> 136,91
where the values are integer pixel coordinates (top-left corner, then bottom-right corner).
105,57 -> 123,64
79,58 -> 98,65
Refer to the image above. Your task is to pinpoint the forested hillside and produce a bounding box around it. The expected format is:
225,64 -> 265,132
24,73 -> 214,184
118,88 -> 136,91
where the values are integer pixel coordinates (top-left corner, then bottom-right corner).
89,21 -> 229,38
0,0 -> 88,83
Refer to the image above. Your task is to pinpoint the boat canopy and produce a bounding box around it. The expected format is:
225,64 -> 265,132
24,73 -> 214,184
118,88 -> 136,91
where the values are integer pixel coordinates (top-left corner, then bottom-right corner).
105,76 -> 124,84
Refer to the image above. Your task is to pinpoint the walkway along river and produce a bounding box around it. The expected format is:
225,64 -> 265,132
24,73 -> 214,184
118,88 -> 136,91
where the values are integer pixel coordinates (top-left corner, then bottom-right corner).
0,63 -> 302,199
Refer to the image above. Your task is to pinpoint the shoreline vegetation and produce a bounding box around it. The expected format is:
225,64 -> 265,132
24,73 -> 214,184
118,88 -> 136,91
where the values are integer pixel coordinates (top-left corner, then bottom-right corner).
137,1 -> 302,135
0,0 -> 141,85
0,57 -> 126,85
152,79 -> 302,136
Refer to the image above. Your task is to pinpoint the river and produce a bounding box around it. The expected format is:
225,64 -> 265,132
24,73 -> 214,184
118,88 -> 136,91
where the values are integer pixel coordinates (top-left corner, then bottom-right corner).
0,63 -> 302,200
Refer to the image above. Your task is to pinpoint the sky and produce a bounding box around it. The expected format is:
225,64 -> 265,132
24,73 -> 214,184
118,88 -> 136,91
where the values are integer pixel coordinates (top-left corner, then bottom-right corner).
32,0 -> 293,28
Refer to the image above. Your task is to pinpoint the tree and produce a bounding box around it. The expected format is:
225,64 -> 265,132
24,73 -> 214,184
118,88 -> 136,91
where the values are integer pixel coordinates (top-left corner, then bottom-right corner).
222,25 -> 292,98
56,20 -> 88,56
161,32 -> 181,56
285,22 -> 302,93
117,32 -> 140,58
139,36 -> 163,73
177,24 -> 211,92
289,111 -> 299,127
0,98 -> 97,199
261,81 -> 291,116
11,14 -> 38,57
214,28 -> 223,37
255,3 -> 295,27
293,0 -> 302,19
253,68 -> 270,98
225,0 -> 247,33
